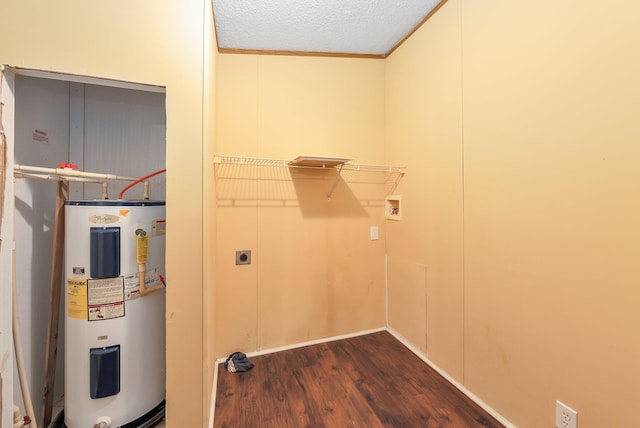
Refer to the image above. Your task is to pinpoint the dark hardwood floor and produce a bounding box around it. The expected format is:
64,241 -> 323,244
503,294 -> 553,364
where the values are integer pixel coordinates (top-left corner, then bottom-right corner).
214,331 -> 504,428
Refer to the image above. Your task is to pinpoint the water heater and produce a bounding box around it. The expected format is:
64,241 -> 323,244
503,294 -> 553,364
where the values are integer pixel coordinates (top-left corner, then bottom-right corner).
64,201 -> 166,428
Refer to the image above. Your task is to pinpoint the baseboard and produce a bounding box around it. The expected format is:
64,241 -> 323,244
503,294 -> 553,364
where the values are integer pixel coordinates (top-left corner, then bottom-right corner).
385,326 -> 516,428
213,326 -> 387,366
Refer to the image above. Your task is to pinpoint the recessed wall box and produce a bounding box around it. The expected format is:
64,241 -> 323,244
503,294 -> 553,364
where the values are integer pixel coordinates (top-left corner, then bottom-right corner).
385,195 -> 402,220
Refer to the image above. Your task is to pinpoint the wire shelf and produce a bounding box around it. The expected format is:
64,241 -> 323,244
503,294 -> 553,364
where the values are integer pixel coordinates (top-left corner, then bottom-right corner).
214,156 -> 290,168
213,155 -> 406,201
213,155 -> 406,174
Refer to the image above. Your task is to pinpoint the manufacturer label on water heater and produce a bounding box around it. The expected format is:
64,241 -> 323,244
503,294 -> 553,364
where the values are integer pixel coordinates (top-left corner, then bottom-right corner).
88,214 -> 120,224
87,277 -> 125,321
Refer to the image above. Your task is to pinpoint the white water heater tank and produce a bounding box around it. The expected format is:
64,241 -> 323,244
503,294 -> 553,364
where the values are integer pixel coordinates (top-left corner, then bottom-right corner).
64,201 -> 166,428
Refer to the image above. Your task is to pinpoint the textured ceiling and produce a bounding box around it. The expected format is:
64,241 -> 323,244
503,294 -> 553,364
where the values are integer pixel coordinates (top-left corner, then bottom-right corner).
213,0 -> 445,57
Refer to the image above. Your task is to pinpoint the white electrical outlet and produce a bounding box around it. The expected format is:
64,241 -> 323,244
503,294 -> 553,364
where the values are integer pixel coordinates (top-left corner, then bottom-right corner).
370,226 -> 379,240
556,401 -> 577,428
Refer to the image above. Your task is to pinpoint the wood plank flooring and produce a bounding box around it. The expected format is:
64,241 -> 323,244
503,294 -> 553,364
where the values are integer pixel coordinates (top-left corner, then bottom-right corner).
214,331 -> 504,427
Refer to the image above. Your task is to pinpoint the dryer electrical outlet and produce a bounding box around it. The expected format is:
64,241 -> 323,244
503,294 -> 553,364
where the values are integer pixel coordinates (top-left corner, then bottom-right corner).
236,250 -> 251,265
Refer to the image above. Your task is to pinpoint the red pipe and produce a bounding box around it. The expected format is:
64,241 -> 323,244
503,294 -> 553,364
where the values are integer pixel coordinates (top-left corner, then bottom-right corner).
118,169 -> 166,200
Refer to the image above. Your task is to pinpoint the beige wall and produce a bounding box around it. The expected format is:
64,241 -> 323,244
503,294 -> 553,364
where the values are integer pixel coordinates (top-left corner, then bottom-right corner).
0,1 -> 210,426
385,0 -> 464,381
386,0 -> 640,427
204,0 -> 219,420
214,55 -> 387,356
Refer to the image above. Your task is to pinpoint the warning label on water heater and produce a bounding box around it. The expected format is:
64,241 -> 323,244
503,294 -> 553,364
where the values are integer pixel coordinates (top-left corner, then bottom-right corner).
123,267 -> 161,300
87,277 -> 125,321
88,302 -> 124,321
152,220 -> 166,236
